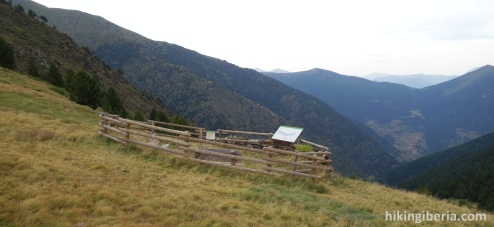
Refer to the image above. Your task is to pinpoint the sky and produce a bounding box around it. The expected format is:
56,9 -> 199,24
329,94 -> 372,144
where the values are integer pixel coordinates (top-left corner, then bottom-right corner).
31,0 -> 494,76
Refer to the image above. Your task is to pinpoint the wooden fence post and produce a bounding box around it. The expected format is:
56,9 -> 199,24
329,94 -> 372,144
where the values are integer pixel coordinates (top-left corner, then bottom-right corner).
115,115 -> 120,130
266,150 -> 273,173
150,120 -> 156,134
291,154 -> 299,181
125,121 -> 130,140
102,112 -> 108,134
230,150 -> 237,166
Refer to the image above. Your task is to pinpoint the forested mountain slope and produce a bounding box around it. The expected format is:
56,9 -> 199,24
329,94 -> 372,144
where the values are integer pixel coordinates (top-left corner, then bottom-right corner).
386,132 -> 494,211
385,132 -> 494,186
0,1 -> 167,117
14,0 -> 398,178
266,66 -> 494,161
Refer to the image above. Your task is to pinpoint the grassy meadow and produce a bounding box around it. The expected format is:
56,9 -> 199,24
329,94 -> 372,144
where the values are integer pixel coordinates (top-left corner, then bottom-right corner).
0,68 -> 492,226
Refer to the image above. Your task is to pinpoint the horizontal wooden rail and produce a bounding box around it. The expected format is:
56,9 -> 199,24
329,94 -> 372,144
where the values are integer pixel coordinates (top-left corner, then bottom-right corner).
180,136 -> 277,156
184,157 -> 277,176
119,128 -> 189,146
150,120 -> 203,130
217,129 -> 273,136
300,139 -> 329,151
98,130 -> 127,145
261,167 -> 321,179
263,157 -> 329,170
120,137 -> 189,157
218,138 -> 272,143
99,122 -> 128,136
263,147 -> 325,161
101,112 -> 119,118
303,151 -> 331,155
185,147 -> 276,166
120,118 -> 191,136
99,115 -> 126,125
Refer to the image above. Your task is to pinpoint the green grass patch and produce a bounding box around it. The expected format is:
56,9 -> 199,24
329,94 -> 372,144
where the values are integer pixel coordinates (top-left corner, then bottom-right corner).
240,184 -> 376,223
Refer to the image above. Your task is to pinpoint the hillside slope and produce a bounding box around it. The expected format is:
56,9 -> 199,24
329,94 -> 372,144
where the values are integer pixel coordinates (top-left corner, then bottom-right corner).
15,0 -> 399,178
0,1 -> 166,117
386,132 -> 494,211
1,67 -> 492,226
385,132 -> 494,185
266,66 -> 494,161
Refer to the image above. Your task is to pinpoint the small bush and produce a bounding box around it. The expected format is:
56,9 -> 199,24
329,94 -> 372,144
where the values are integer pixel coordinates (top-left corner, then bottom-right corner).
295,144 -> 313,152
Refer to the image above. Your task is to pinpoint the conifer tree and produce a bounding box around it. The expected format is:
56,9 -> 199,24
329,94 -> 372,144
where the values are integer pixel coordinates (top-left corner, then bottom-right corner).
0,36 -> 16,69
27,57 -> 39,77
149,108 -> 158,121
67,70 -> 100,109
45,63 -> 64,87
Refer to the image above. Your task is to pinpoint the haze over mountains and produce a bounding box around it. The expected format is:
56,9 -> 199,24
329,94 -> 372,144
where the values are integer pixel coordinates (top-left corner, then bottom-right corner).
367,73 -> 458,88
254,68 -> 291,74
265,66 -> 494,161
14,0 -> 399,178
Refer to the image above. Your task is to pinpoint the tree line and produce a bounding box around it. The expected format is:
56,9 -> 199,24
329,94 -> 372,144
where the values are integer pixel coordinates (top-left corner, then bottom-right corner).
400,144 -> 494,212
2,33 -> 191,125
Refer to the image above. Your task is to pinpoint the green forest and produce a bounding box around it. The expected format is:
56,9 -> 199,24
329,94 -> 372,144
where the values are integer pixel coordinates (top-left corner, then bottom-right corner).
404,145 -> 494,211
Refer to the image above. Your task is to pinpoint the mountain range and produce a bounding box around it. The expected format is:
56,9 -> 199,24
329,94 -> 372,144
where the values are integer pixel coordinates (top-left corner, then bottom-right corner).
265,66 -> 494,161
13,0 -> 398,179
366,73 -> 458,88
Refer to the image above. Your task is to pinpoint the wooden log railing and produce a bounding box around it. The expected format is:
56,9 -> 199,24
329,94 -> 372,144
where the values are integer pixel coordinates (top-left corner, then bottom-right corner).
98,113 -> 332,179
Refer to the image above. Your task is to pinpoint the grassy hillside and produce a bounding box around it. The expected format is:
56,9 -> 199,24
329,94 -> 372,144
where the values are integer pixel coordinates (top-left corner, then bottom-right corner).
0,1 -> 167,118
2,68 -> 492,226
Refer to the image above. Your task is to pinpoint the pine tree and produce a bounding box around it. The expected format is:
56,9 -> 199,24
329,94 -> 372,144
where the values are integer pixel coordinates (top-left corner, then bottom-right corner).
67,70 -> 100,109
105,87 -> 126,116
45,63 -> 64,87
149,108 -> 158,121
157,111 -> 169,123
0,36 -> 16,69
27,57 -> 39,77
133,111 -> 145,121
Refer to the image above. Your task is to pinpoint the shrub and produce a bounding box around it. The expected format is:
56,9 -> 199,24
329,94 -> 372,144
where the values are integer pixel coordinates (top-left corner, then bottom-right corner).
295,144 -> 313,152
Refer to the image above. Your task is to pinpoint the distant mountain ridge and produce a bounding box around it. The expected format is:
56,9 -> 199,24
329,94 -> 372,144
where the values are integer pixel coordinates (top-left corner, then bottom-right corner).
367,73 -> 458,88
265,65 -> 494,161
15,0 -> 399,178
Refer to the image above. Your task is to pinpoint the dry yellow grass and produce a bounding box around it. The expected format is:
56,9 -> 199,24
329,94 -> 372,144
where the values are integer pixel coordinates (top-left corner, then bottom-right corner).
0,69 -> 492,226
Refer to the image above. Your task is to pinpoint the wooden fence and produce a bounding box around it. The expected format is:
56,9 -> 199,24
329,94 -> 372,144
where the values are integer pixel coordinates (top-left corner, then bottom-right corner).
98,113 -> 333,179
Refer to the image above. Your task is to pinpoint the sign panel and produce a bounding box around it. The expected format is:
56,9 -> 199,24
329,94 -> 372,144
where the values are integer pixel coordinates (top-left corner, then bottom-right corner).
271,125 -> 303,143
206,131 -> 216,140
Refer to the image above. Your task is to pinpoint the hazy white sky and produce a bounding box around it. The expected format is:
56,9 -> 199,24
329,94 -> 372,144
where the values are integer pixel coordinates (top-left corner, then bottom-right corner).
32,0 -> 494,76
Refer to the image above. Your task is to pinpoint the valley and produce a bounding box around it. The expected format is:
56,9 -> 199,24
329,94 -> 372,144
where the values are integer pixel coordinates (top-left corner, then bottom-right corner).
1,0 -> 493,224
